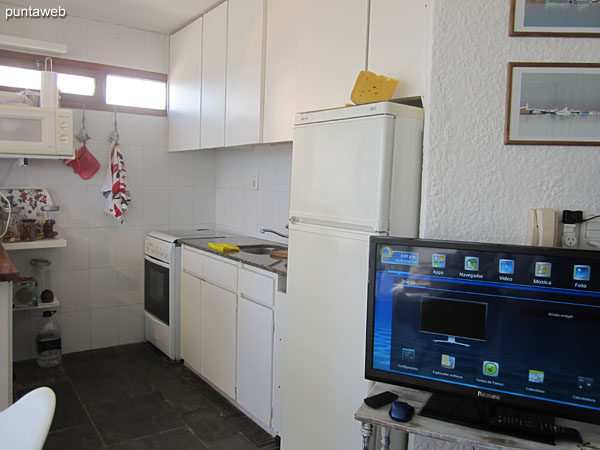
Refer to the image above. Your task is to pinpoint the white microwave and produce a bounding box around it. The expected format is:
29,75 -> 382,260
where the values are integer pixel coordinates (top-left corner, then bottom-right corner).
0,105 -> 74,158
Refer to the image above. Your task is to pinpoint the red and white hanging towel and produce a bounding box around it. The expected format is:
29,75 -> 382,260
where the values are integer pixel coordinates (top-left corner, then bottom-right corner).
101,140 -> 131,223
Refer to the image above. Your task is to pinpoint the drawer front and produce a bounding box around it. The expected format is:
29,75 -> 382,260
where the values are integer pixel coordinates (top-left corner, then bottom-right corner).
202,253 -> 238,290
181,246 -> 203,277
239,266 -> 275,306
182,246 -> 238,290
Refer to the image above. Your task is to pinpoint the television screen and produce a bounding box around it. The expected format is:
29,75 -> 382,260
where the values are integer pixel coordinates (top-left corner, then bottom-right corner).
365,237 -> 600,431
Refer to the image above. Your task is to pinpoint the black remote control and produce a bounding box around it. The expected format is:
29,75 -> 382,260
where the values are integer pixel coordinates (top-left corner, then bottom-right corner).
490,415 -> 583,443
364,391 -> 398,409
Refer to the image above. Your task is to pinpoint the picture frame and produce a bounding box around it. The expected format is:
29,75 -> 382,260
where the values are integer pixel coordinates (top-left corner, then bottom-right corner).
505,62 -> 600,146
510,0 -> 600,37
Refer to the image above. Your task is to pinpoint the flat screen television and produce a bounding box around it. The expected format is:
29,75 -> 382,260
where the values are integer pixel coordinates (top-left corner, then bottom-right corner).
365,237 -> 600,441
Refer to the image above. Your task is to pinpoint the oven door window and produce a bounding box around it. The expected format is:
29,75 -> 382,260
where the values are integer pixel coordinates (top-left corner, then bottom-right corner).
144,258 -> 170,325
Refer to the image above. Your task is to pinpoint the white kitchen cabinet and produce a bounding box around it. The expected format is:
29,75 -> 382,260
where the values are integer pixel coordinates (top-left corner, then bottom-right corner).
168,17 -> 203,152
201,280 -> 237,399
237,294 -> 273,426
262,0 -> 297,143
295,0 -> 369,113
225,0 -> 266,147
368,0 -> 429,99
180,271 -> 202,374
201,2 -> 228,149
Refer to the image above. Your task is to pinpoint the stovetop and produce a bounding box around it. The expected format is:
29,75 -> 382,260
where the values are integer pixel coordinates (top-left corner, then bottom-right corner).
147,228 -> 228,244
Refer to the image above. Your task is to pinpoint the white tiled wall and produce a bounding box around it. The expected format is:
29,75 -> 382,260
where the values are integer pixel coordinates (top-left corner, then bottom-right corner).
215,143 -> 292,245
1,9 -> 292,360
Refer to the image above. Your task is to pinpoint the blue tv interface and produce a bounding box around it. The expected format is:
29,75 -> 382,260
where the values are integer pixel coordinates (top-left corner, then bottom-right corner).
368,239 -> 600,418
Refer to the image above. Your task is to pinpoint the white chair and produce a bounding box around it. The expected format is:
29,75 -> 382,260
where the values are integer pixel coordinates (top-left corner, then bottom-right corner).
0,387 -> 55,450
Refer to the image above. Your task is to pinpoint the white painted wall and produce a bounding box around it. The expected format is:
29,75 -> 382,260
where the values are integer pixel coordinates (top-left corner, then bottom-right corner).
420,0 -> 599,245
0,6 -> 218,358
215,143 -> 292,245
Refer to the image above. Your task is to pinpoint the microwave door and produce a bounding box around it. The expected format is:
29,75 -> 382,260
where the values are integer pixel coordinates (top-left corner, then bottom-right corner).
0,107 -> 57,156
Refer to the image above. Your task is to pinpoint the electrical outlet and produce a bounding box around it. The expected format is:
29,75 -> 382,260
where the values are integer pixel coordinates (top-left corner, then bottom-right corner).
561,223 -> 579,248
251,173 -> 259,191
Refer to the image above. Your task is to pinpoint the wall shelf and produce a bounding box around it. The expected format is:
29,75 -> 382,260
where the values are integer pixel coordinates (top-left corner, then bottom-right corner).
3,238 -> 67,251
13,298 -> 60,312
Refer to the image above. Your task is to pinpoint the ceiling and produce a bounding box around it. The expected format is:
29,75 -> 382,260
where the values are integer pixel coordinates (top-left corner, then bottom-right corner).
4,0 -> 222,34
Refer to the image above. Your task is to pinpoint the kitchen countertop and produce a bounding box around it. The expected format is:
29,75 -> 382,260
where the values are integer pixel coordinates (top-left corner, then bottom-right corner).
179,236 -> 288,276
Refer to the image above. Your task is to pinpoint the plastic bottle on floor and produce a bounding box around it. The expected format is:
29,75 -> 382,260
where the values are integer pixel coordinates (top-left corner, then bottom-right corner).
36,310 -> 62,368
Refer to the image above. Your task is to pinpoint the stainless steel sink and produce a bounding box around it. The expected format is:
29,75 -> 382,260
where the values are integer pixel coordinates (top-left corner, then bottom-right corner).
238,245 -> 287,255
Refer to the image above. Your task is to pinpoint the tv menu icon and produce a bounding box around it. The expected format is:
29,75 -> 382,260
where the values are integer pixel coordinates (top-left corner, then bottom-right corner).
441,354 -> 455,369
483,361 -> 499,377
573,265 -> 591,282
499,259 -> 514,275
535,262 -> 552,278
464,257 -> 479,272
432,254 -> 446,268
529,369 -> 544,384
402,348 -> 415,362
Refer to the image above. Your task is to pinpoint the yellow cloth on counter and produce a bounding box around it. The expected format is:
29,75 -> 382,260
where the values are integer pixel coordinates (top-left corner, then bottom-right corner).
208,243 -> 240,252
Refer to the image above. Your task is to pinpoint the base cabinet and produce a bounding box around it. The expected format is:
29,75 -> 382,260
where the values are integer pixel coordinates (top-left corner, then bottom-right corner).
180,271 -> 202,374
200,281 -> 237,399
237,296 -> 274,426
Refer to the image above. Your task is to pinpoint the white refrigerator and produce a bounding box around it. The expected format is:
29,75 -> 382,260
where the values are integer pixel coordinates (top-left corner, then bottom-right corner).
281,102 -> 424,450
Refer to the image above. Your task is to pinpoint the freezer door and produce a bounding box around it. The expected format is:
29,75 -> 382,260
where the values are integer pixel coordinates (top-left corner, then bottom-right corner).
290,115 -> 395,232
282,223 -> 373,449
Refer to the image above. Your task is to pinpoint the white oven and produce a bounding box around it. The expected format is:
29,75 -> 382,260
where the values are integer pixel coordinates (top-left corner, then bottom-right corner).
144,229 -> 227,360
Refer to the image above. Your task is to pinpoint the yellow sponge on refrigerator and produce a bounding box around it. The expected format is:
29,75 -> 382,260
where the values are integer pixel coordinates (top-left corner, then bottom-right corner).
350,70 -> 399,105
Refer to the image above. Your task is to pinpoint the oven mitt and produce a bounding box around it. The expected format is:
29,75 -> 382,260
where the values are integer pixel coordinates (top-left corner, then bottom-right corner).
64,142 -> 100,180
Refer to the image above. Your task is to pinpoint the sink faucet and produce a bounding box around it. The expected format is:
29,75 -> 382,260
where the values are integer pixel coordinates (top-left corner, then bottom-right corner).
260,228 -> 288,239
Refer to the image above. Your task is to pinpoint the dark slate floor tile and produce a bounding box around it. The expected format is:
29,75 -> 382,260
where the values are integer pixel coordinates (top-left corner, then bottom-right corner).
66,360 -> 150,407
43,423 -> 105,450
40,382 -> 90,432
87,392 -> 183,445
203,433 -> 258,450
107,427 -> 208,450
62,347 -> 123,368
181,407 -> 240,443
227,415 -> 278,449
150,377 -> 214,416
13,359 -> 67,391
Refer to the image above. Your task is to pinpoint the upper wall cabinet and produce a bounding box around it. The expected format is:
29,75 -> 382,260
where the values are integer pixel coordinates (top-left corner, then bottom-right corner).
225,0 -> 266,147
168,17 -> 203,152
262,0 -> 298,143
368,0 -> 429,99
294,0 -> 369,113
201,2 -> 228,149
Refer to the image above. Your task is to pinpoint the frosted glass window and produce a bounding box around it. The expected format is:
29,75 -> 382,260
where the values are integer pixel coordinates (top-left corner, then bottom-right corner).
105,75 -> 166,110
0,65 -> 95,96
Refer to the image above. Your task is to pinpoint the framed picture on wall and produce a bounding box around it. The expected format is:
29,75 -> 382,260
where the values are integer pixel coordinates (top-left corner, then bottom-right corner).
505,62 -> 600,145
510,0 -> 600,37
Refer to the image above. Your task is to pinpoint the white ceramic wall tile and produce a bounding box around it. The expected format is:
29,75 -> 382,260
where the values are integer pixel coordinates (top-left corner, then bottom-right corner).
143,31 -> 169,74
61,310 -> 91,354
193,188 -> 216,224
120,145 -> 143,186
169,187 -> 194,225
192,150 -> 218,187
86,20 -> 120,67
168,152 -> 197,187
117,265 -> 143,306
89,227 -> 118,269
113,25 -> 145,70
0,160 -> 26,186
117,226 -> 144,266
84,111 -> 115,147
23,159 -> 60,187
91,307 -> 119,349
240,190 -> 258,235
59,269 -> 91,312
90,267 -> 118,309
52,186 -> 89,229
56,15 -> 88,61
118,304 -> 144,345
142,116 -> 168,148
117,115 -> 144,147
143,146 -> 170,187
216,147 -> 257,189
143,187 -> 169,225
58,228 -> 89,270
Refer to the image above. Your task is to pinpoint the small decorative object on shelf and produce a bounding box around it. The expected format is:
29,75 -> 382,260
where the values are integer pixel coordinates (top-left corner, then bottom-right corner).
41,205 -> 59,239
13,277 -> 37,308
20,218 -> 38,242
